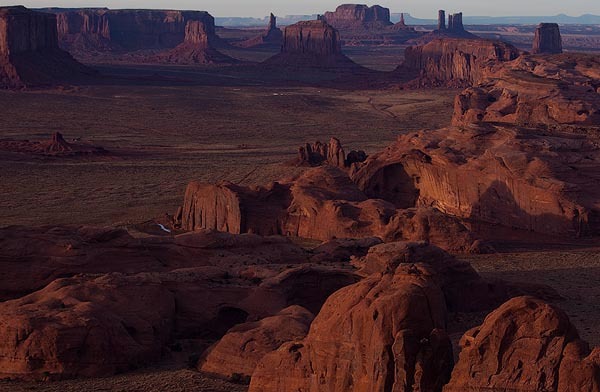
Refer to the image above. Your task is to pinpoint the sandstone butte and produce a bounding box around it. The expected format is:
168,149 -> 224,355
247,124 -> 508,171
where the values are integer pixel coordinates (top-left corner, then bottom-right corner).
322,4 -> 393,30
0,6 -> 92,88
533,22 -> 563,54
236,13 -> 283,49
155,19 -> 237,65
263,19 -> 360,68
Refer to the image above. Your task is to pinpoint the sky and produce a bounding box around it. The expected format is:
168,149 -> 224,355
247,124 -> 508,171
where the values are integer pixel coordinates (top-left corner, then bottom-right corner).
15,0 -> 600,18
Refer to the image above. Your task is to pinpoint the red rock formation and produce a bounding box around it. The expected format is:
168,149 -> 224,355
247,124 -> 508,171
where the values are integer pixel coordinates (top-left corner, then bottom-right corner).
323,4 -> 393,30
295,137 -> 365,168
264,20 -> 358,68
249,264 -> 453,392
0,6 -> 91,88
179,166 -> 478,252
156,20 -> 237,64
402,38 -> 520,87
533,22 -> 563,54
0,132 -> 108,156
452,53 -> 600,126
52,9 -> 219,52
199,306 -> 314,379
237,13 -> 283,49
0,273 -> 176,380
445,296 -> 600,392
0,225 -> 311,300
351,121 -> 600,239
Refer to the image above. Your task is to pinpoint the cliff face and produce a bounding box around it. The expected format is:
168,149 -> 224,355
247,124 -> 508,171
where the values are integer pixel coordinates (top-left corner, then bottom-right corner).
53,8 -> 217,52
282,20 -> 341,56
323,4 -> 392,29
532,23 -> 563,54
0,6 -> 91,88
402,38 -> 521,86
264,20 -> 358,68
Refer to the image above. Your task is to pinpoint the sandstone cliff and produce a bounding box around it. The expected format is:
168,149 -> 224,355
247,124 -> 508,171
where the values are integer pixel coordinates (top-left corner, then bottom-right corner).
402,38 -> 520,87
237,13 -> 283,49
0,6 -> 92,88
51,8 -> 223,57
532,22 -> 563,54
264,20 -> 359,68
323,4 -> 393,30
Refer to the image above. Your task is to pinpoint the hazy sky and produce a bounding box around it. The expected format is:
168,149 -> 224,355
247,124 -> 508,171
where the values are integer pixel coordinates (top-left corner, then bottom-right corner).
15,0 -> 600,18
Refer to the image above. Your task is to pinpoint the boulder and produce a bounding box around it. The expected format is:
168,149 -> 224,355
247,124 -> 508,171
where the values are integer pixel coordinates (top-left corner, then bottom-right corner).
533,23 -> 563,54
249,264 -> 454,392
0,6 -> 92,88
445,296 -> 600,392
199,306 -> 314,379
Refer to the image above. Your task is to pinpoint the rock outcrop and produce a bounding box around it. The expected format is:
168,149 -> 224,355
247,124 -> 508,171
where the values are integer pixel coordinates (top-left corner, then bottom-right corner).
199,306 -> 314,379
178,165 -> 478,252
295,137 -> 366,168
445,296 -> 600,392
351,120 -> 600,239
323,4 -> 393,30
156,19 -> 237,64
237,13 -> 283,49
452,53 -> 600,126
0,273 -> 176,380
402,38 -> 520,87
249,264 -> 454,392
264,20 -> 359,68
0,132 -> 108,156
0,6 -> 92,88
533,22 -> 563,54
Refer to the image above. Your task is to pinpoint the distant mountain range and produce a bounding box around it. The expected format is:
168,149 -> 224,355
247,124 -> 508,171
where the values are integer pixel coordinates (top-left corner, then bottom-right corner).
215,13 -> 600,27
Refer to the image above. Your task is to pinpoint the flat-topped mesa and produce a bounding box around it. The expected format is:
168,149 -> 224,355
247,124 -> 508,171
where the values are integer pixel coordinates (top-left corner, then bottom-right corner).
323,4 -> 393,30
51,8 -> 219,53
264,20 -> 359,68
402,38 -> 521,87
0,6 -> 91,88
533,23 -> 563,54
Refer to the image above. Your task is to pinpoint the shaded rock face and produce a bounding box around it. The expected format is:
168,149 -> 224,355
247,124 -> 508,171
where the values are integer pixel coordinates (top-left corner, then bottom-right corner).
264,20 -> 359,68
199,306 -> 314,379
0,6 -> 90,88
282,20 -> 340,56
178,166 -> 478,253
445,296 -> 600,392
452,54 -> 600,127
53,8 -> 217,53
0,226 -> 363,380
351,120 -> 600,239
323,4 -> 393,29
156,19 -> 236,64
402,38 -> 520,87
237,13 -> 283,49
533,23 -> 563,54
296,137 -> 367,168
249,264 -> 454,392
0,273 -> 176,380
